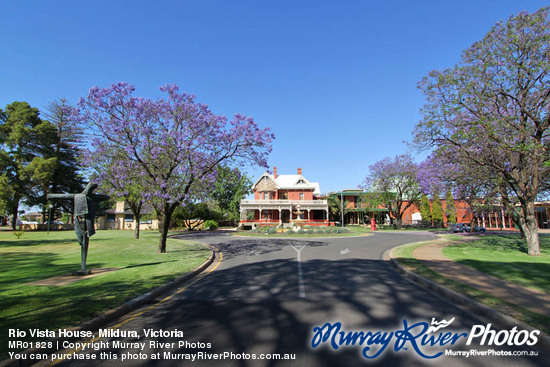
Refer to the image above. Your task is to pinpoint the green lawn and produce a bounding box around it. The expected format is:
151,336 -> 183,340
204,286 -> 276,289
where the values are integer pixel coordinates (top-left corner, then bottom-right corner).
443,234 -> 550,293
0,230 -> 211,358
392,234 -> 550,334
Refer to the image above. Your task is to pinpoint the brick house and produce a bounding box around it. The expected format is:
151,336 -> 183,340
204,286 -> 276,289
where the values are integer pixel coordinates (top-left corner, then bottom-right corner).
239,167 -> 330,229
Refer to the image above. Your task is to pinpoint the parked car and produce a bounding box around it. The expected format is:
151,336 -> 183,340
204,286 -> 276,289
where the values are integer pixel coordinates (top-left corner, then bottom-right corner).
450,223 -> 486,233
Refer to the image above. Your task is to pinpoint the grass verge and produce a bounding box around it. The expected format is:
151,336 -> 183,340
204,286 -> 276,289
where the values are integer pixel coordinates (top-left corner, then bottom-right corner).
391,235 -> 550,335
443,233 -> 550,293
0,230 -> 211,358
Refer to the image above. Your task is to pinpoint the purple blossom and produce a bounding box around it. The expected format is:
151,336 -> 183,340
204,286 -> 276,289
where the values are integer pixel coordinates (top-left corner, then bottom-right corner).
72,82 -> 274,252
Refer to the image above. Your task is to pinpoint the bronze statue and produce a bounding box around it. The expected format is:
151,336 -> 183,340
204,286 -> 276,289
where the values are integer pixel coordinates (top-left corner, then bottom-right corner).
47,182 -> 110,275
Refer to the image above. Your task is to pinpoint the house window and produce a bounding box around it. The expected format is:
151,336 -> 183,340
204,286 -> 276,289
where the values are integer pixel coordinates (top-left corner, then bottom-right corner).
299,193 -> 304,200
106,214 -> 115,222
140,215 -> 152,224
125,214 -> 134,222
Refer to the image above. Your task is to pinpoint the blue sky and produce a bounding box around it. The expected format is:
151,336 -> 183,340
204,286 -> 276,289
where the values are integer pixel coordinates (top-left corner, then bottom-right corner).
2,0 -> 548,194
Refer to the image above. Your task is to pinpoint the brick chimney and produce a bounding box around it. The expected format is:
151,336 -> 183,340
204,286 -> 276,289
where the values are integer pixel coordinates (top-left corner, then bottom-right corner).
297,167 -> 302,175
273,166 -> 278,179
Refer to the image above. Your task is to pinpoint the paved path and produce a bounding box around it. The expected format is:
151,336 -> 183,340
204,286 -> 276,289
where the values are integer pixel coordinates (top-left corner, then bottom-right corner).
412,241 -> 550,317
46,232 -> 546,367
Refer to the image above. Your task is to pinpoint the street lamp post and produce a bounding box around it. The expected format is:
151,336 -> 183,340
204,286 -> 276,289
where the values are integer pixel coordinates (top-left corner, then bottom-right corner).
340,192 -> 344,227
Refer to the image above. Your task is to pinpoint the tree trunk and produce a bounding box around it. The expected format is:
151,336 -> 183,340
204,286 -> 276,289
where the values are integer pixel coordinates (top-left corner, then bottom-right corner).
127,201 -> 144,240
158,213 -> 169,253
158,203 -> 177,253
134,213 -> 141,239
10,200 -> 19,230
394,213 -> 403,229
500,194 -> 526,239
11,212 -> 17,230
523,201 -> 540,256
515,213 -> 527,239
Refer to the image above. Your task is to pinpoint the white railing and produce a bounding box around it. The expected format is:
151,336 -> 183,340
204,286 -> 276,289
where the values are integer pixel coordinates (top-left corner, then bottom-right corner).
240,199 -> 327,205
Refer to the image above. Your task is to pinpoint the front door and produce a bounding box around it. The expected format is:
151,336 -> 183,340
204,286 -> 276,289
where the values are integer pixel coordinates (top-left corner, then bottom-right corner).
281,210 -> 290,223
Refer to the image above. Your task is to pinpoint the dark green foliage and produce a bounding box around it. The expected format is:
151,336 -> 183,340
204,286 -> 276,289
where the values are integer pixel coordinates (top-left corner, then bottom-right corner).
211,166 -> 252,224
0,174 -> 14,218
40,99 -> 84,215
203,220 -> 218,230
0,102 -> 49,228
327,195 -> 351,224
445,189 -> 457,224
171,202 -> 221,230
431,192 -> 444,226
0,100 -> 83,229
420,194 -> 432,224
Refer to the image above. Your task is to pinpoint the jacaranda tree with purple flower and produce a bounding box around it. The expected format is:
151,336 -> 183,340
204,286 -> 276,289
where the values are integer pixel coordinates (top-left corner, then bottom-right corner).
418,152 -> 502,231
74,82 -> 274,252
414,8 -> 550,255
362,154 -> 422,228
89,147 -> 147,239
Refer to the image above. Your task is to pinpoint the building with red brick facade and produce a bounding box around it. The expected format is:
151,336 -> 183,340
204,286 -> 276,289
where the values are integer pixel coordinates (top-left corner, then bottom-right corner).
334,191 -> 549,230
239,167 -> 329,229
332,189 -> 474,227
240,168 -> 550,230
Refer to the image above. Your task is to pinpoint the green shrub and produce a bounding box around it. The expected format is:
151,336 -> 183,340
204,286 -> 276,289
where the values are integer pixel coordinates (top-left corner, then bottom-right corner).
203,220 -> 219,230
13,231 -> 24,239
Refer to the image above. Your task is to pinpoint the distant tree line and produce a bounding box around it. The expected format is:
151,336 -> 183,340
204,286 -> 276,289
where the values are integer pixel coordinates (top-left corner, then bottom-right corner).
0,100 -> 84,229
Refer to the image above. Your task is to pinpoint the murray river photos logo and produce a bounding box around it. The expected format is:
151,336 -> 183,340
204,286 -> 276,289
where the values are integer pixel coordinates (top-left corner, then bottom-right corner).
310,318 -> 540,359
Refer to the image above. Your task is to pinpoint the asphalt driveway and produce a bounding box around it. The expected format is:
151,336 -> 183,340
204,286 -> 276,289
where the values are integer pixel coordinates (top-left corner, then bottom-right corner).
52,232 -> 547,367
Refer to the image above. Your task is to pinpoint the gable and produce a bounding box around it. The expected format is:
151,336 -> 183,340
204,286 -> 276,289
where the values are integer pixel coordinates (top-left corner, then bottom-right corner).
253,174 -> 278,191
294,177 -> 310,186
250,171 -> 322,196
275,175 -> 320,195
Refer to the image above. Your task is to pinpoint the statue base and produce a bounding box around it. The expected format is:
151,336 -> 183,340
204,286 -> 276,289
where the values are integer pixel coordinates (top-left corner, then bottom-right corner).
72,269 -> 92,276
